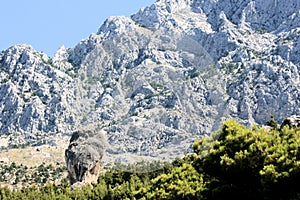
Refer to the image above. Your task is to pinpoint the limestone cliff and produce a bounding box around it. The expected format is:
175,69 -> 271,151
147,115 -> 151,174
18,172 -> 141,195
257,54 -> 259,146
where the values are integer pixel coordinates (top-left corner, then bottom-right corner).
0,0 -> 299,164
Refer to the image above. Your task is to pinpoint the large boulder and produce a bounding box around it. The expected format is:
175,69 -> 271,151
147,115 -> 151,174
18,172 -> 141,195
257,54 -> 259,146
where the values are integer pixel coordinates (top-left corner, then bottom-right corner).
65,129 -> 107,187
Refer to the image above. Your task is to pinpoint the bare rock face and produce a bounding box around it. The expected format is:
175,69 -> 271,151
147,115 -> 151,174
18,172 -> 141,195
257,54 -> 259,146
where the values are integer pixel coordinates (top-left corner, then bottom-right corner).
281,115 -> 300,129
65,129 -> 106,186
1,0 -> 300,169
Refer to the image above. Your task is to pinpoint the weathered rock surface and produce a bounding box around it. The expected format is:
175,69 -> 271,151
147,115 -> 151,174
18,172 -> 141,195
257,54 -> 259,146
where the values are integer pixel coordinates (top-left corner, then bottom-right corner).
65,129 -> 106,186
0,0 -> 299,165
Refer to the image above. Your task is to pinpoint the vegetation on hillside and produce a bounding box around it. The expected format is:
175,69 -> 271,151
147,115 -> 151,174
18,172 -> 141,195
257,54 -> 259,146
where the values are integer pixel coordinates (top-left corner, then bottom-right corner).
1,119 -> 300,199
0,162 -> 67,188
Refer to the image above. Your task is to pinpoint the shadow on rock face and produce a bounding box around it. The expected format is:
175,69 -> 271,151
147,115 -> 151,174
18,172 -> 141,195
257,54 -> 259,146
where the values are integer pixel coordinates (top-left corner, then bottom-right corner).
65,129 -> 107,187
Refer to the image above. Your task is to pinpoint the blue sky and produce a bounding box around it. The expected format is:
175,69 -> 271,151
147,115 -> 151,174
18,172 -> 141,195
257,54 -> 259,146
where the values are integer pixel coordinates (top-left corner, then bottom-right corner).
1,0 -> 155,56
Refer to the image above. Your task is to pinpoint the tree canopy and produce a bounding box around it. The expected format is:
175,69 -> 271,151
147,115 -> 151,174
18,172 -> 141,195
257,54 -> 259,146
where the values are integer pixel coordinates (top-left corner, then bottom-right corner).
1,119 -> 300,199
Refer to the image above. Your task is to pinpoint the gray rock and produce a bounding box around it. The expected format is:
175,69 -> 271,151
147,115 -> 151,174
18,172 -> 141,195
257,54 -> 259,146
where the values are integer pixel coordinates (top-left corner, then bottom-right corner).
65,129 -> 106,186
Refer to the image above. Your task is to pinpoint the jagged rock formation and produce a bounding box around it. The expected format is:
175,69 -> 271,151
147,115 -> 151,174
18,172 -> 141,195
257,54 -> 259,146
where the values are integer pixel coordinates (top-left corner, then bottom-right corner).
0,44 -> 76,145
65,129 -> 106,186
0,0 -> 299,164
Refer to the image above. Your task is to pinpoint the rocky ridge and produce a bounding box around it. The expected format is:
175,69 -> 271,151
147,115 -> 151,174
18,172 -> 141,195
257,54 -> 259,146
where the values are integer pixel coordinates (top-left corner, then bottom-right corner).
0,0 -> 299,165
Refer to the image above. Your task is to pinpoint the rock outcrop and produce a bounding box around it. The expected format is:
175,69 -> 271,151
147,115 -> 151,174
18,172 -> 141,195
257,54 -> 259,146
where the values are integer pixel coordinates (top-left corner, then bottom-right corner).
0,0 -> 299,165
65,129 -> 106,186
281,115 -> 300,129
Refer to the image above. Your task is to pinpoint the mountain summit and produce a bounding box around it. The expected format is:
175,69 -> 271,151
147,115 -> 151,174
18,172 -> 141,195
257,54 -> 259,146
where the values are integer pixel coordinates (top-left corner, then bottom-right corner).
0,0 -> 299,163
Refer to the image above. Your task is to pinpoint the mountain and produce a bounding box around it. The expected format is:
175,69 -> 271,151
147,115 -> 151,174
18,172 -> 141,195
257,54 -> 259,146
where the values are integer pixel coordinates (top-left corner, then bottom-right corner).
0,0 -> 299,164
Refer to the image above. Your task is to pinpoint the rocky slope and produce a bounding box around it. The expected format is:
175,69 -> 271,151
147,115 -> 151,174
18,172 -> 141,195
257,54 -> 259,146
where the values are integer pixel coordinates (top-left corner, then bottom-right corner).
0,0 -> 300,165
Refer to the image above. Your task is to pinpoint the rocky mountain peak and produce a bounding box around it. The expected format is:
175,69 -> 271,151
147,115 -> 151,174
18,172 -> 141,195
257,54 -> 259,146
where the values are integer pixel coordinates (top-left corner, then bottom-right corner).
1,44 -> 48,73
131,0 -> 300,33
97,16 -> 137,36
131,0 -> 192,30
0,0 -> 299,170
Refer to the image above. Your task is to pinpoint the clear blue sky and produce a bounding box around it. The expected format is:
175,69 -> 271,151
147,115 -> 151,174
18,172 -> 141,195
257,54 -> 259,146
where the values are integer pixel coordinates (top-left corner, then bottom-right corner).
1,0 -> 155,57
